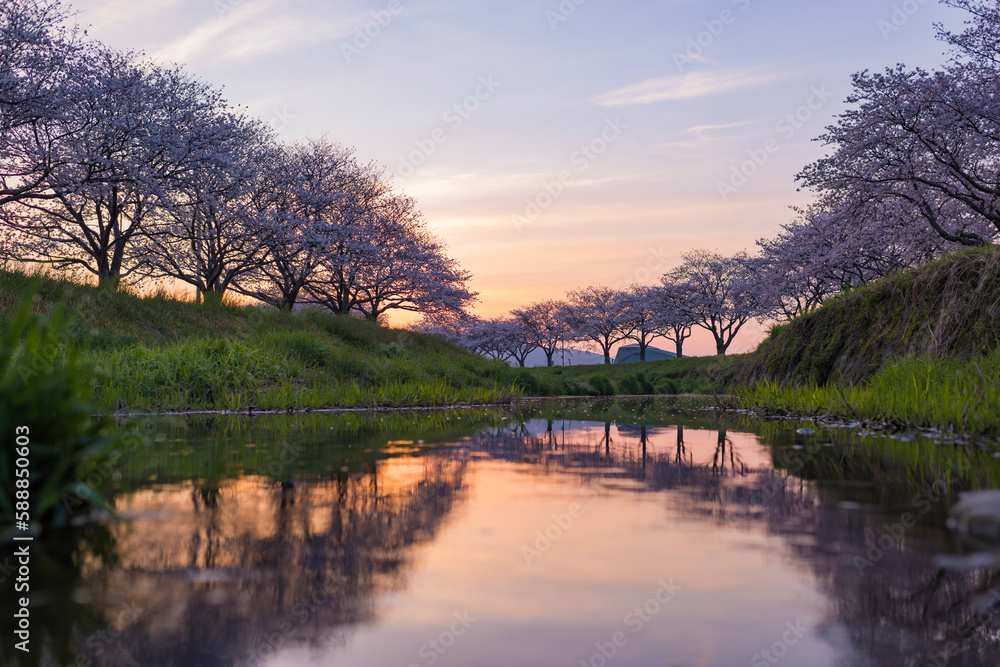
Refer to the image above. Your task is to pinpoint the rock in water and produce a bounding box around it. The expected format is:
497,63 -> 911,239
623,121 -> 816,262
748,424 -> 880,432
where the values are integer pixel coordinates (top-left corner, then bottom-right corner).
948,491 -> 1000,548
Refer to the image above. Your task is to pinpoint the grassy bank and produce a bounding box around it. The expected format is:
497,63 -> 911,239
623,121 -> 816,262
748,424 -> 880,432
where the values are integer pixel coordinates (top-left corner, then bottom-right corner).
738,245 -> 1000,435
522,354 -> 746,396
0,269 -> 523,412
7,241 -> 1000,435
741,346 -> 1000,435
744,245 -> 1000,386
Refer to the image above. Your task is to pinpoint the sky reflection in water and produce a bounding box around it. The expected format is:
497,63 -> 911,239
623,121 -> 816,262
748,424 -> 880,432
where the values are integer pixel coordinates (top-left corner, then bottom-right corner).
8,399 -> 1000,667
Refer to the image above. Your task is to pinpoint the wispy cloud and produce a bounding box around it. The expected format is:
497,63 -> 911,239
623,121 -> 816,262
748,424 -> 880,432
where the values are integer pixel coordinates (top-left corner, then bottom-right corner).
592,67 -> 790,107
650,119 -> 767,152
83,0 -> 187,34
687,119 -> 763,139
153,0 -> 364,66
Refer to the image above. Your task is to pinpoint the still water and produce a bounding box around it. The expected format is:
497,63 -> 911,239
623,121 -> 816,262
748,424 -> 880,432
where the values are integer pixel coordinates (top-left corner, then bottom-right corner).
6,398 -> 1000,667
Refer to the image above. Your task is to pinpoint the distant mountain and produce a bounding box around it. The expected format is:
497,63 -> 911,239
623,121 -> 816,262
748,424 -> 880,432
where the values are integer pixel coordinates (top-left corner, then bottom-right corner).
510,347 -> 607,368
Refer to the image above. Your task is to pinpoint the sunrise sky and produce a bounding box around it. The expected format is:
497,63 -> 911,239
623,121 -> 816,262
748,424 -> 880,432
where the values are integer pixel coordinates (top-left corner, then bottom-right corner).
71,0 -> 959,354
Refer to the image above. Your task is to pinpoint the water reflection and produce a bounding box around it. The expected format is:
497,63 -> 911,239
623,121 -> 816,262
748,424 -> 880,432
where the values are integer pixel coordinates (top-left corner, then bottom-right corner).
466,414 -> 1000,666
84,456 -> 468,667
5,399 -> 1000,666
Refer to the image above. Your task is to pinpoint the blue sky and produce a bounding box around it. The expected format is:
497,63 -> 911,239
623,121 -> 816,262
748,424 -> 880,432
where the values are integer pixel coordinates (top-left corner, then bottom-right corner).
72,0 -> 959,353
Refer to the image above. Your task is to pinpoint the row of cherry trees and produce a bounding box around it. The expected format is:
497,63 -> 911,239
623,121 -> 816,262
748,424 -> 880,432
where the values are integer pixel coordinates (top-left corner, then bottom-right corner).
0,0 -> 474,318
422,0 -> 1000,365
756,0 -> 1000,321
418,249 -> 761,365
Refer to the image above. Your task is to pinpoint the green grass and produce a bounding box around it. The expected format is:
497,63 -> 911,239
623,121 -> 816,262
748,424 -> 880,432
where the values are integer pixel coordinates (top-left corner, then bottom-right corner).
524,353 -> 748,397
744,244 -> 1000,386
0,292 -> 121,533
740,345 -> 1000,436
0,268 -> 524,412
732,244 -> 1000,436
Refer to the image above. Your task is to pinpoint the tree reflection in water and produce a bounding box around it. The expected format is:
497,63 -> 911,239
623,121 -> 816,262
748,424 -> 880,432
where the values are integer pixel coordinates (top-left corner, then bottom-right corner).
466,417 -> 1000,667
64,455 -> 468,667
8,402 -> 1000,667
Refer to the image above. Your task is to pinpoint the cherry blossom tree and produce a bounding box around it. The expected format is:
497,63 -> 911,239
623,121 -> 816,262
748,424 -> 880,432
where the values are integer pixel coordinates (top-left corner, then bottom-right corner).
142,112 -> 279,304
621,285 -> 666,362
452,317 -> 536,366
236,138 -> 354,310
491,318 -> 537,367
303,164 -> 391,314
0,1 -> 481,328
799,0 -> 1000,249
352,194 -> 476,321
563,286 -> 634,364
652,282 -> 696,358
511,300 -> 569,367
457,317 -> 505,362
412,310 -> 476,349
937,1 -> 1000,69
798,66 -> 999,246
754,194 -> 988,322
2,46 -> 238,286
664,250 -> 765,356
0,0 -> 80,206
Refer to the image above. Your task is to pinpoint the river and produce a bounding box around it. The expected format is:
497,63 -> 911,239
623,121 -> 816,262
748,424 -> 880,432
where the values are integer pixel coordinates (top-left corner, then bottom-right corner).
5,397 -> 1000,667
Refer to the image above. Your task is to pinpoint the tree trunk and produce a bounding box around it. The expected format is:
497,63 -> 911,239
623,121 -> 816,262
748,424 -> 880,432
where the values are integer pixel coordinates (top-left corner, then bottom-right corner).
202,289 -> 225,308
640,425 -> 647,466
675,339 -> 684,358
281,285 -> 301,310
97,274 -> 121,291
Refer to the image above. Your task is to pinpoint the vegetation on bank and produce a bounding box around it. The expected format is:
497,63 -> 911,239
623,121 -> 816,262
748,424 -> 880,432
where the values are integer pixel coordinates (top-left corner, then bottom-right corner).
0,296 -> 120,535
743,245 -> 1000,386
741,348 -> 1000,436
521,354 -> 746,397
0,269 -> 523,412
738,245 -> 1000,435
5,244 -> 1000,437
